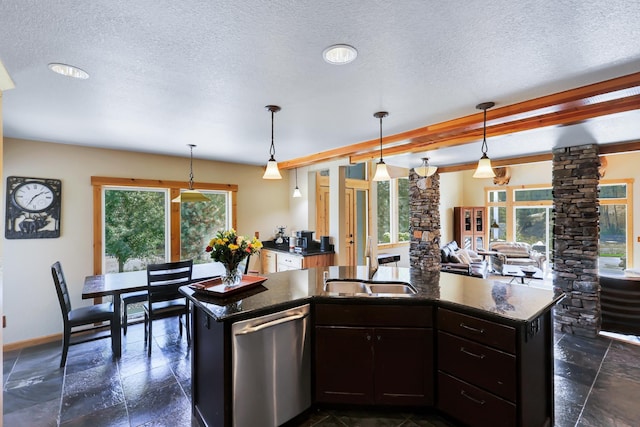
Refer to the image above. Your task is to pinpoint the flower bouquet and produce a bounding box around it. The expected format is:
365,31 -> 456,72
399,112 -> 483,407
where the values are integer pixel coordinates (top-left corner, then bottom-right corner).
206,229 -> 262,286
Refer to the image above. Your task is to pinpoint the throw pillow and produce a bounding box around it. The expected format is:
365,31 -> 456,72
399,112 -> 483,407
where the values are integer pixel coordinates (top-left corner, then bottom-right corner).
455,249 -> 472,264
449,253 -> 463,264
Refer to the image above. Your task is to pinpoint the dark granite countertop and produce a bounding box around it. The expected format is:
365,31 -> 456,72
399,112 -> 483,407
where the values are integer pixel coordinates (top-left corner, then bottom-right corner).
261,242 -> 334,256
181,266 -> 562,326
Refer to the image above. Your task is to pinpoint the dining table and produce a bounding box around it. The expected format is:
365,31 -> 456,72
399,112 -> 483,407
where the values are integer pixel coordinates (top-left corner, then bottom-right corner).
82,262 -> 226,357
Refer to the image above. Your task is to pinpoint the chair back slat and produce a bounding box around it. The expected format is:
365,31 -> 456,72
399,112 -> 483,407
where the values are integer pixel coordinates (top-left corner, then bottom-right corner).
51,261 -> 72,318
146,260 -> 193,302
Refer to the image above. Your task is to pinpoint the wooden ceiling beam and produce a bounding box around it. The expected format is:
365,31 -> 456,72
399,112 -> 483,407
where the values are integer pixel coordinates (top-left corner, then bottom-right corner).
432,139 -> 640,174
278,71 -> 640,170
349,94 -> 640,164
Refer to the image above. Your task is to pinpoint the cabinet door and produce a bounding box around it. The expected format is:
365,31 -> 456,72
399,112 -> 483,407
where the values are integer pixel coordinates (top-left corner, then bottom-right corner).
315,326 -> 374,405
261,250 -> 277,274
374,328 -> 434,406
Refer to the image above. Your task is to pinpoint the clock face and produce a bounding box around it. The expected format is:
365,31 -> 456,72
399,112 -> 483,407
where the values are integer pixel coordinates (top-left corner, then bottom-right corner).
12,182 -> 56,212
5,176 -> 62,239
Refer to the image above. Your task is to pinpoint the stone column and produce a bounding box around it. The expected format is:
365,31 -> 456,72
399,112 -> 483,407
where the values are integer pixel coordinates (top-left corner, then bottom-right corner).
409,172 -> 441,272
552,144 -> 600,337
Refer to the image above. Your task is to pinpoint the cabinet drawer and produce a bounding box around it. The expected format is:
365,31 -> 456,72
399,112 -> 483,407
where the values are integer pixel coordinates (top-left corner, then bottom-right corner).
277,253 -> 303,269
437,372 -> 516,427
438,331 -> 516,401
438,308 -> 515,353
315,304 -> 432,327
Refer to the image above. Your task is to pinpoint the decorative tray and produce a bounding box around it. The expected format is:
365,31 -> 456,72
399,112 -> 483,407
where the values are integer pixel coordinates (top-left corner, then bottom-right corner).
190,275 -> 268,296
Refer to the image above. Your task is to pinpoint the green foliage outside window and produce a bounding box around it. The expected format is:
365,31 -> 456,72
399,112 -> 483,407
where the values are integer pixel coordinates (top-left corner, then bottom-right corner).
105,189 -> 166,272
398,178 -> 410,241
181,193 -> 229,263
377,181 -> 390,243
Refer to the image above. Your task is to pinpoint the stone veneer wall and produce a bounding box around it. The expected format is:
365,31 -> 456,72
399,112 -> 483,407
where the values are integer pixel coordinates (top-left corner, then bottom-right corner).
409,172 -> 441,271
552,144 -> 600,337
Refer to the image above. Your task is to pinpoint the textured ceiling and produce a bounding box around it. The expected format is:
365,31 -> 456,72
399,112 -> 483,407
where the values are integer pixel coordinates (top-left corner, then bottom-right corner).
1,0 -> 640,169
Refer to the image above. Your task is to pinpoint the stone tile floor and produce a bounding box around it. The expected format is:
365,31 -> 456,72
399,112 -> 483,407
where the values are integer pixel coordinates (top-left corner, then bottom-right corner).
3,316 -> 640,426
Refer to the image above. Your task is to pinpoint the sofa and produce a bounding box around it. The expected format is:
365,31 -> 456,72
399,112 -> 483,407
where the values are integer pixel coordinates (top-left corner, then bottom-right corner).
489,241 -> 546,274
440,241 -> 489,278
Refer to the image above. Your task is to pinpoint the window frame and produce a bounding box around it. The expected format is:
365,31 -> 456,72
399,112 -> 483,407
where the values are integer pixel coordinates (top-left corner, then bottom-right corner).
377,176 -> 410,248
91,176 -> 238,275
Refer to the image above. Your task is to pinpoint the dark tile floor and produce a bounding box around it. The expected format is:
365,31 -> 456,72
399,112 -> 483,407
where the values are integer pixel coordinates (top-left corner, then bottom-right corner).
3,316 -> 640,427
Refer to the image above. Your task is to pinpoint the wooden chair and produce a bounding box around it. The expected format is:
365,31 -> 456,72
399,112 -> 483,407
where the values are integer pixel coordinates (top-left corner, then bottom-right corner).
121,289 -> 147,335
51,261 -> 117,367
143,260 -> 193,356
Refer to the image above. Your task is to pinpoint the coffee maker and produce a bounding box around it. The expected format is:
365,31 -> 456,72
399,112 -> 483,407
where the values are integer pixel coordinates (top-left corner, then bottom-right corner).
294,230 -> 315,253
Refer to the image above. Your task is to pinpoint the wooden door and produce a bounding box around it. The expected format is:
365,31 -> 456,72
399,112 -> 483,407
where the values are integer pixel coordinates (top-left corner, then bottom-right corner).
316,185 -> 329,238
345,188 -> 356,265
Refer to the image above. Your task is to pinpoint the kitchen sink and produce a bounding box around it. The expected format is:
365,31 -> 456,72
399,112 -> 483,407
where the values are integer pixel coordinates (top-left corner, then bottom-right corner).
368,283 -> 417,295
323,279 -> 416,296
323,280 -> 369,294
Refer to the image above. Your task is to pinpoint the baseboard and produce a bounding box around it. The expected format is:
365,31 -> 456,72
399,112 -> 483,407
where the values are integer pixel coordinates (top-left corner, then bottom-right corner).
4,333 -> 61,352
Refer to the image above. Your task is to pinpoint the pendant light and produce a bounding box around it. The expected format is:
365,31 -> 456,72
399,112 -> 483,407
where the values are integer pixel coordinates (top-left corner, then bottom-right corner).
292,168 -> 302,198
263,105 -> 283,179
473,102 -> 496,178
172,144 -> 209,203
372,111 -> 391,181
415,157 -> 438,177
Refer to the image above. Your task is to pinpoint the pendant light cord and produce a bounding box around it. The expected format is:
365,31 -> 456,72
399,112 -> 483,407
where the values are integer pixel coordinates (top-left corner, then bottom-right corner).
188,144 -> 195,190
379,115 -> 384,161
269,109 -> 276,160
480,107 -> 488,155
476,102 -> 494,156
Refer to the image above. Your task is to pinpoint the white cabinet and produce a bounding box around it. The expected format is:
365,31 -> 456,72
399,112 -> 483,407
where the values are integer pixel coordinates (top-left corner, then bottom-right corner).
277,252 -> 303,271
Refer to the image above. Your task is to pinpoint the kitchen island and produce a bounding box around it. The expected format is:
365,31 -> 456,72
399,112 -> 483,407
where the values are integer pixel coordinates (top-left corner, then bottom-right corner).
181,266 -> 561,427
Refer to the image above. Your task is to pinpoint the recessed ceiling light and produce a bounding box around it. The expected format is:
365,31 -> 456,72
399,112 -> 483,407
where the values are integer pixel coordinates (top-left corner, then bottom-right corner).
48,63 -> 89,79
322,44 -> 358,65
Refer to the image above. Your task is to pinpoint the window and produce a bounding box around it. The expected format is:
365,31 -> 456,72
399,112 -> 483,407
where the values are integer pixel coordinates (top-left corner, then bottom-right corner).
93,177 -> 237,274
486,185 -> 552,262
486,180 -> 634,271
377,177 -> 409,244
104,188 -> 168,273
180,192 -> 231,264
599,181 -> 633,274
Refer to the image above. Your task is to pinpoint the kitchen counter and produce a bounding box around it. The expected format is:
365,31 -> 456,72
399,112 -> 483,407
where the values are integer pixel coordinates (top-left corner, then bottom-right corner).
183,266 -> 561,427
181,265 -> 561,326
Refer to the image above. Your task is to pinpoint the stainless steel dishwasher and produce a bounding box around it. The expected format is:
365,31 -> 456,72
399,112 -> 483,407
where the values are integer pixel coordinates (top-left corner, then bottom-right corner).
231,304 -> 311,427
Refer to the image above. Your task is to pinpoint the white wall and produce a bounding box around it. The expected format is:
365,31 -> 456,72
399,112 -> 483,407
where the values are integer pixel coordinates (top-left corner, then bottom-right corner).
3,138 -> 290,345
439,171 -> 465,243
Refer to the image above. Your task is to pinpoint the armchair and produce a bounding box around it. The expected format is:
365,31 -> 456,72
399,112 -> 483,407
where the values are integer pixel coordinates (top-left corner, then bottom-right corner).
489,242 -> 546,274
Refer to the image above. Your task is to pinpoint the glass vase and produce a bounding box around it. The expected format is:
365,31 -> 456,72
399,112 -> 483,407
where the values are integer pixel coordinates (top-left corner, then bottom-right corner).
222,263 -> 243,287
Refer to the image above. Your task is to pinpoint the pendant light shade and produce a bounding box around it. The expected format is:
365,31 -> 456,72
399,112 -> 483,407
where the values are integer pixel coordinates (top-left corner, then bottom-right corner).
292,168 -> 302,198
372,111 -> 391,181
263,105 -> 283,180
415,157 -> 438,177
172,144 -> 209,203
473,102 -> 496,179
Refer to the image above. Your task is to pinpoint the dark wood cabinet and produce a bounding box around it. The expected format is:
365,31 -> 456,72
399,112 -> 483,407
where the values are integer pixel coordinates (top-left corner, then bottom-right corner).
314,304 -> 434,406
454,206 -> 486,251
315,326 -> 374,404
436,308 -> 553,427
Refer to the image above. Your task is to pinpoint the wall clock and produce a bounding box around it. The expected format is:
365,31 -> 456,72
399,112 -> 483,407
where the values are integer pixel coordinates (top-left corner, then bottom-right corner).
5,176 -> 61,239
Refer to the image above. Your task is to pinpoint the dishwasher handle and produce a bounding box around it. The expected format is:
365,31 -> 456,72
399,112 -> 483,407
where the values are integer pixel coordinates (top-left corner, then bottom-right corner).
235,312 -> 308,335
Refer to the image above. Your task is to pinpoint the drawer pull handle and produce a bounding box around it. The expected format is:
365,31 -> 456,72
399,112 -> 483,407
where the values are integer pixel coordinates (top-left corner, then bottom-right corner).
460,390 -> 486,405
459,322 -> 485,334
460,347 -> 485,359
